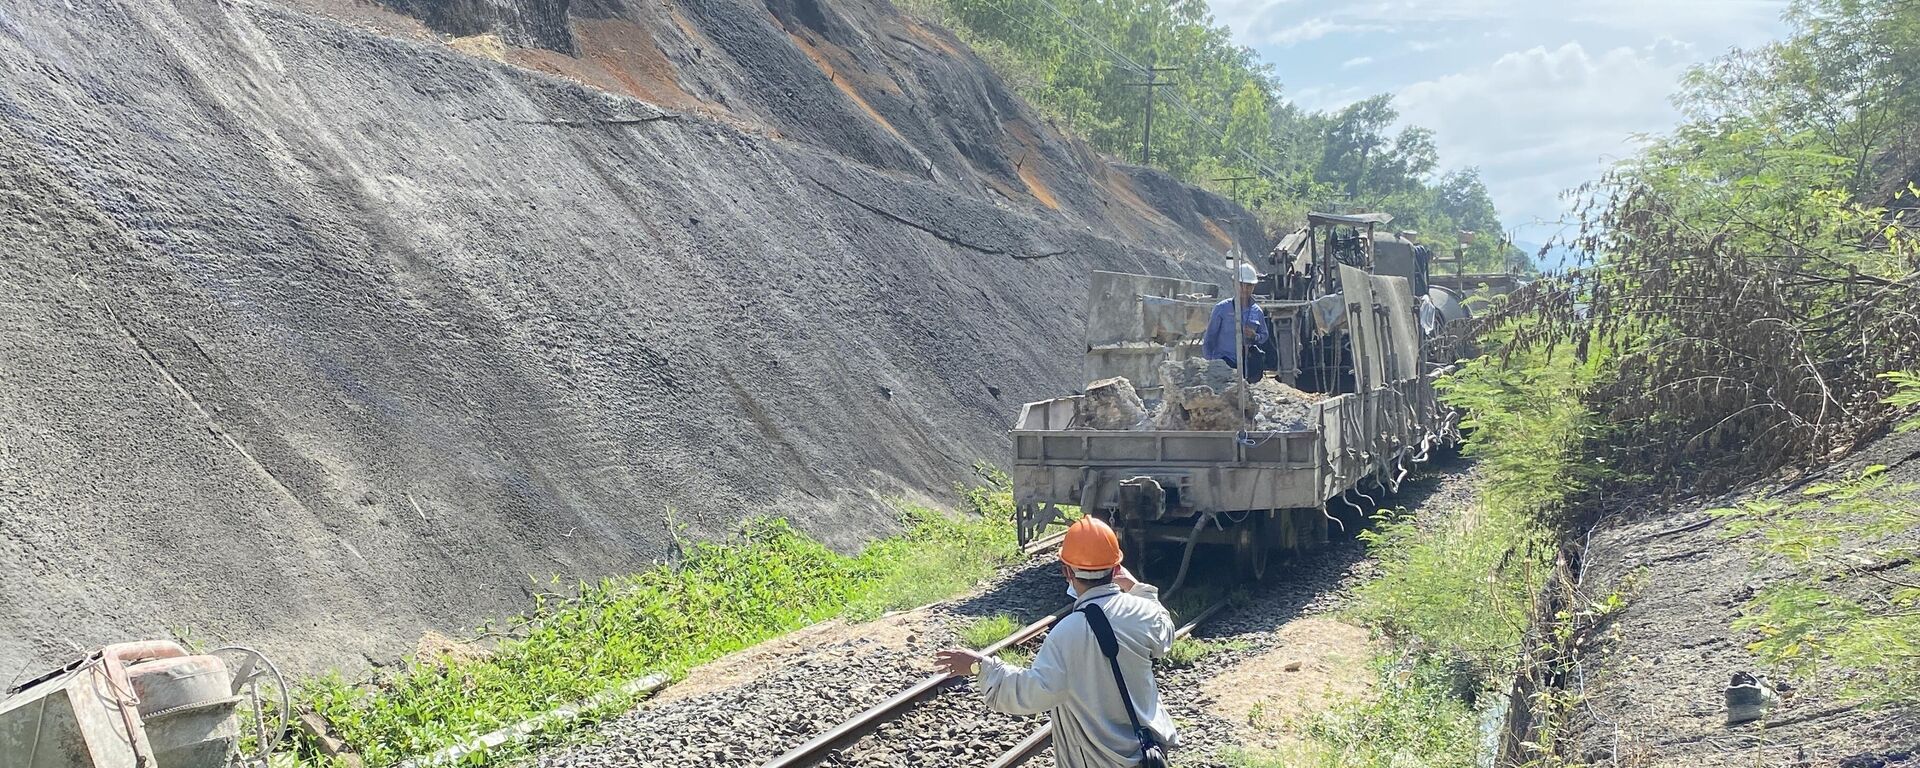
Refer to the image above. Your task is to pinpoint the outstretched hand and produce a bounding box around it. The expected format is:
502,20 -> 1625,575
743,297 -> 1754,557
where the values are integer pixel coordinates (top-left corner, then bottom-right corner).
934,648 -> 985,677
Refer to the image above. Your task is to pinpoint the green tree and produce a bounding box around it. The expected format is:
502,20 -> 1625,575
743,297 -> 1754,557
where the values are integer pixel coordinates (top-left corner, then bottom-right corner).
1480,0 -> 1920,711
1680,0 -> 1920,196
1223,80 -> 1275,167
1436,168 -> 1500,235
908,0 -> 1506,245
1320,95 -> 1397,198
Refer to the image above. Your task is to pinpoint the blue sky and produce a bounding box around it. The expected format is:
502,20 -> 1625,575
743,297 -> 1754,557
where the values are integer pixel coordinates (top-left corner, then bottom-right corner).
1205,0 -> 1790,244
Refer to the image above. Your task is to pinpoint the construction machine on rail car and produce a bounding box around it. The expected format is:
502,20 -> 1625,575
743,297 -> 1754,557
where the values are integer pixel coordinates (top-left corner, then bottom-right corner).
1009,212 -> 1463,588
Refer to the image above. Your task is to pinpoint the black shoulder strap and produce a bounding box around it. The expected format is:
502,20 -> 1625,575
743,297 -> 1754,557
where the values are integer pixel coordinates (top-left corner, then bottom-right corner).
1078,603 -> 1150,740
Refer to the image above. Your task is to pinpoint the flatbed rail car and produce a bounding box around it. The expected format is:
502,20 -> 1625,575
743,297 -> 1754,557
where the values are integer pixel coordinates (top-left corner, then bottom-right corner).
1011,236 -> 1455,585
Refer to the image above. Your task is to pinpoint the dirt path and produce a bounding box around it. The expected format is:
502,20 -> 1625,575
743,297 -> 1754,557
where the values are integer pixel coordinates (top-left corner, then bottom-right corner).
1128,464 -> 1477,766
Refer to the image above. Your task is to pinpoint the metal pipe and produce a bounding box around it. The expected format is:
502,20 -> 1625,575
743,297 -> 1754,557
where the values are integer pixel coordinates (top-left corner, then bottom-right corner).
1163,512 -> 1212,597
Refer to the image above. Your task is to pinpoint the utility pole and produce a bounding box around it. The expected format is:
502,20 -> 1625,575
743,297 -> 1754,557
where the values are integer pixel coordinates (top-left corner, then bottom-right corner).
1213,174 -> 1257,201
1124,57 -> 1180,165
1456,229 -> 1474,279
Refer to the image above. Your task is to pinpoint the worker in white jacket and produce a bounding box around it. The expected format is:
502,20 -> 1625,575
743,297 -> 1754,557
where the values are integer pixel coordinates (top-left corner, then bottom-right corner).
935,518 -> 1178,767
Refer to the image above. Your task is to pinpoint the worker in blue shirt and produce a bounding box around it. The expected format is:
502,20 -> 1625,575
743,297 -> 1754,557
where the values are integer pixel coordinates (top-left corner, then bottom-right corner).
1202,263 -> 1268,378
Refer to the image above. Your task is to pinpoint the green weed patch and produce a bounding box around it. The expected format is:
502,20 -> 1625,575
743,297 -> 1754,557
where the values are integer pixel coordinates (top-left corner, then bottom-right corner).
1252,342 -> 1599,767
288,487 -> 1020,766
1223,655 -> 1481,768
959,614 -> 1023,649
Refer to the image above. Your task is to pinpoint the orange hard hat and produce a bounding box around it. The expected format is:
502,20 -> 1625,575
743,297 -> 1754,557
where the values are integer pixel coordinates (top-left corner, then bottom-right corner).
1061,517 -> 1123,574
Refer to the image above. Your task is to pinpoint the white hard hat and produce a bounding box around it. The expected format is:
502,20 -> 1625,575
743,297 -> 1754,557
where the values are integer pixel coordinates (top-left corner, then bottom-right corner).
1236,262 -> 1261,284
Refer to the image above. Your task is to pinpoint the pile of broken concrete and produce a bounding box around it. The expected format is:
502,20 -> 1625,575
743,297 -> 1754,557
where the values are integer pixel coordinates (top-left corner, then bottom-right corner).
1079,359 -> 1326,432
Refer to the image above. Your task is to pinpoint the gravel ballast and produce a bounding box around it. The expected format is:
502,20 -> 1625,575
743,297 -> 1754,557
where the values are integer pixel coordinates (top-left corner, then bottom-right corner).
537,461 -> 1479,767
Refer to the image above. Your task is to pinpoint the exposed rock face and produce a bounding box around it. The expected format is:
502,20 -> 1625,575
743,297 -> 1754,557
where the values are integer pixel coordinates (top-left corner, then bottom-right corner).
379,0 -> 577,52
0,0 -> 1263,674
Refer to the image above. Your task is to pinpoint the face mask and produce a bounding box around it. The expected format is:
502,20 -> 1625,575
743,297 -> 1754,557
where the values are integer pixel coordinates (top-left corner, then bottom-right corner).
1066,583 -> 1079,599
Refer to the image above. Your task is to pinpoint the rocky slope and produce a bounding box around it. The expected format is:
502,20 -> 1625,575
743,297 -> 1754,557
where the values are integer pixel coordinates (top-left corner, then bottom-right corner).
0,0 -> 1262,674
1563,430 -> 1920,765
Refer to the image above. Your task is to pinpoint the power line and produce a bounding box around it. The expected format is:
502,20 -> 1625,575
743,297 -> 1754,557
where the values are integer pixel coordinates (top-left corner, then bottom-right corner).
1121,58 -> 1181,165
972,0 -> 1109,73
1019,0 -> 1292,185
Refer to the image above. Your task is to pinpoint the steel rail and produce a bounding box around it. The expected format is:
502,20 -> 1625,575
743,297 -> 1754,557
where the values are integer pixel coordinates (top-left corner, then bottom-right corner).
1021,529 -> 1068,556
984,600 -> 1230,768
757,603 -> 1075,768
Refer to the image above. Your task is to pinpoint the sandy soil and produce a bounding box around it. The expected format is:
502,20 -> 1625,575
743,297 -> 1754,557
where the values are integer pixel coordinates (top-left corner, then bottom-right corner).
1201,617 -> 1374,752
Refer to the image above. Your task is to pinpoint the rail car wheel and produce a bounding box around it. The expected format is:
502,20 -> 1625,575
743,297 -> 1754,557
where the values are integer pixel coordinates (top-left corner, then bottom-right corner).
1233,514 -> 1270,581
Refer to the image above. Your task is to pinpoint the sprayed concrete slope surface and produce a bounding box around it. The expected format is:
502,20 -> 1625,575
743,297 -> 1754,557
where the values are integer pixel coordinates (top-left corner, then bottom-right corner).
0,0 -> 1263,673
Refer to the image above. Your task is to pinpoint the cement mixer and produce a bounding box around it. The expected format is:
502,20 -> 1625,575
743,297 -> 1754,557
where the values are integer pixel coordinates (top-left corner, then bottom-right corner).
0,641 -> 287,768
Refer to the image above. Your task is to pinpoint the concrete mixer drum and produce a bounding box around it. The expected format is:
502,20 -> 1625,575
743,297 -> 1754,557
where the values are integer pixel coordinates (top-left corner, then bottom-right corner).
208,646 -> 291,766
0,642 -> 289,768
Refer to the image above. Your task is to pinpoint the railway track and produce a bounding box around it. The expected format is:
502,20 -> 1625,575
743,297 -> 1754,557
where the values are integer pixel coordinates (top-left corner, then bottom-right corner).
758,597 -> 1229,768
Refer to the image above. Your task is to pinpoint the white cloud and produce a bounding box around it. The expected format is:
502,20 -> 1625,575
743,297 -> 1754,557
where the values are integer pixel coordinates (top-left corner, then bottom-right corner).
1258,0 -> 1779,38
1201,0 -> 1790,230
1396,41 -> 1685,228
1205,0 -> 1307,47
1267,18 -> 1338,45
1288,83 -> 1370,112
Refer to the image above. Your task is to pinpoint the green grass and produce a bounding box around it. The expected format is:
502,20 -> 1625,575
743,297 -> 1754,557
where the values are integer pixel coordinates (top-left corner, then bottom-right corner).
1161,637 -> 1247,669
958,614 -> 1039,668
960,614 -> 1024,649
998,647 -> 1035,668
1221,655 -> 1481,768
1245,340 -> 1601,766
286,485 -> 1022,767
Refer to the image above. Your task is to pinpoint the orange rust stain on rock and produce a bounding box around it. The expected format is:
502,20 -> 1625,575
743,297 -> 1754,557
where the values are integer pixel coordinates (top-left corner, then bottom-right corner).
542,19 -> 697,108
983,175 -> 1028,205
999,121 -> 1060,210
1018,162 -> 1061,210
668,5 -> 708,46
1103,166 -> 1164,223
1202,218 -> 1234,249
788,32 -> 908,143
904,19 -> 964,57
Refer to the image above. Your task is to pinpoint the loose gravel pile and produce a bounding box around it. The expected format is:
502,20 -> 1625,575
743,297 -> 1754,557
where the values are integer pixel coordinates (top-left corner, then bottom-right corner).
824,683 -> 1044,767
546,642 -> 923,767
536,462 -> 1477,768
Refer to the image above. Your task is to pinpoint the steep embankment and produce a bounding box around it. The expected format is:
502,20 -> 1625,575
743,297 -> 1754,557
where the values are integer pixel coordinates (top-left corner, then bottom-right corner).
1562,429 -> 1920,765
0,0 -> 1261,674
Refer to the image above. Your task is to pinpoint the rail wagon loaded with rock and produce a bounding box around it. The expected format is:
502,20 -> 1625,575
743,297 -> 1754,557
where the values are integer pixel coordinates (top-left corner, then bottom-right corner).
1011,212 -> 1461,587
